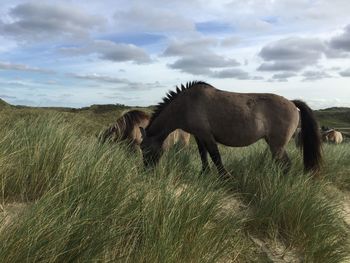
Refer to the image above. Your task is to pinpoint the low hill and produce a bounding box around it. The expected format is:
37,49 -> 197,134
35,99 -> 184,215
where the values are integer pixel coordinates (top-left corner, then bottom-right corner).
0,98 -> 10,109
315,107 -> 350,128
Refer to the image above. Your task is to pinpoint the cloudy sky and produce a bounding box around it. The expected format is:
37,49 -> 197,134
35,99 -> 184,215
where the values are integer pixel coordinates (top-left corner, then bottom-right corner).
0,0 -> 350,109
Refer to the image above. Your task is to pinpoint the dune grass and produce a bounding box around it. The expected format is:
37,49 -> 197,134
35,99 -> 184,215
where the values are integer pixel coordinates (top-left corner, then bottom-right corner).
0,111 -> 349,262
224,146 -> 350,262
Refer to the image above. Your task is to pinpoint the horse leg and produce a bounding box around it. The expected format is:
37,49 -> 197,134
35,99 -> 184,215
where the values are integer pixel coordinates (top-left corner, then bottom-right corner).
202,138 -> 231,179
195,137 -> 209,173
267,142 -> 291,174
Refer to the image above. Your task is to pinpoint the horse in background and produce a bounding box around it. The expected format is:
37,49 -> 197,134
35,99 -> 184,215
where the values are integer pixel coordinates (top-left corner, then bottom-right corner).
140,81 -> 322,178
322,129 -> 343,144
99,110 -> 190,152
98,110 -> 149,151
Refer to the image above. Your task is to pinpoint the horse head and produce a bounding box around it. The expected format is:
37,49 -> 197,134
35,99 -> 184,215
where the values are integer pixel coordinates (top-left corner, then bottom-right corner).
139,127 -> 164,168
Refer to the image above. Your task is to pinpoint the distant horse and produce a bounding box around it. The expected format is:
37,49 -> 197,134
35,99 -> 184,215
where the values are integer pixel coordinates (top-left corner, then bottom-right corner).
322,129 -> 343,144
139,81 -> 322,178
99,110 -> 190,152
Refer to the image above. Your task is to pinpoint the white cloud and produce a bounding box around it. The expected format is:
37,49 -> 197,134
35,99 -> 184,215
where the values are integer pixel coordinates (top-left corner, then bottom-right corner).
0,61 -> 54,74
0,2 -> 105,42
114,6 -> 195,33
59,40 -> 151,64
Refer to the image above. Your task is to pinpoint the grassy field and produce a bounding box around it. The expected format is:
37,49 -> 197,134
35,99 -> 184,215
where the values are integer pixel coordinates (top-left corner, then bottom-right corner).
0,101 -> 350,262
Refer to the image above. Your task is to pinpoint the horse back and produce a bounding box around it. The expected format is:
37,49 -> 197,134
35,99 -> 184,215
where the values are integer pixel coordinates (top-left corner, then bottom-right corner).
184,88 -> 299,146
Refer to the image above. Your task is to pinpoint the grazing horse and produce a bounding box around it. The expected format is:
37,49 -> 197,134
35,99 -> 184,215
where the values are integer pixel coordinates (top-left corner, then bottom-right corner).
99,110 -> 190,152
139,81 -> 322,178
322,129 -> 343,144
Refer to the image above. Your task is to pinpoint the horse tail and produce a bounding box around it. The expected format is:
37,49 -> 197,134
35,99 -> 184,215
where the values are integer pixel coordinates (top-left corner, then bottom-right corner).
292,100 -> 322,174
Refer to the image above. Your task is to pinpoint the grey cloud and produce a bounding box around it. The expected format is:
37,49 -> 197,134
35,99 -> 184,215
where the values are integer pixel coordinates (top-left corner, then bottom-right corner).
69,73 -> 130,84
258,61 -> 303,72
120,81 -> 165,91
60,40 -> 151,64
258,37 -> 325,72
0,61 -> 54,74
114,6 -> 194,33
251,76 -> 264,80
272,72 -> 297,81
220,36 -> 241,47
302,70 -> 332,81
163,38 -> 217,56
323,46 -> 350,59
165,38 -> 240,76
329,24 -> 350,52
339,68 -> 350,77
168,54 -> 240,75
0,2 -> 105,41
211,68 -> 250,79
70,73 -> 164,91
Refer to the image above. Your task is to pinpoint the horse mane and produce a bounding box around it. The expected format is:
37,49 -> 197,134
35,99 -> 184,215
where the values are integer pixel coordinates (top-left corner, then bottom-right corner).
99,110 -> 150,143
146,81 -> 210,133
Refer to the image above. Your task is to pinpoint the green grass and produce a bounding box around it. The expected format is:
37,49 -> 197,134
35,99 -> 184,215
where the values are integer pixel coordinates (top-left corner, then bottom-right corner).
0,113 -> 251,262
224,146 -> 350,262
0,109 -> 350,262
322,143 -> 350,190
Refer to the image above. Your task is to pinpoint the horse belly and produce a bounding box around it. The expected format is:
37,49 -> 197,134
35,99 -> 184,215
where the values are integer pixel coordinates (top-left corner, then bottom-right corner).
213,119 -> 265,147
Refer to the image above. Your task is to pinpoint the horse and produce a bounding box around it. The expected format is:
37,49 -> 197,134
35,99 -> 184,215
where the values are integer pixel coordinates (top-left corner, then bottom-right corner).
322,129 -> 343,144
139,81 -> 322,178
99,109 -> 190,152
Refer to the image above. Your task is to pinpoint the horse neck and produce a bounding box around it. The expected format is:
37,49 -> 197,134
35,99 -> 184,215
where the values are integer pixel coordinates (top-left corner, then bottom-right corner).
148,104 -> 179,142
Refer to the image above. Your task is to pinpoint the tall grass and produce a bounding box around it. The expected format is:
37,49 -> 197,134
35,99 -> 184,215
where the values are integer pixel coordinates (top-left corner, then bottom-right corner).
0,112 -> 349,262
0,113 -> 73,201
322,143 -> 350,190
225,145 -> 350,262
0,113 -> 250,262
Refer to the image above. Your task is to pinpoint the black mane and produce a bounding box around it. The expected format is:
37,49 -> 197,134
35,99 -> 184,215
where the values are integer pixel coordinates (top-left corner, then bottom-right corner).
146,81 -> 210,133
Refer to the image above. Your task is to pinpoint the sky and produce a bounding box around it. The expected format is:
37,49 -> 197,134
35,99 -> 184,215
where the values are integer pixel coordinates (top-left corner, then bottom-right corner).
0,0 -> 350,109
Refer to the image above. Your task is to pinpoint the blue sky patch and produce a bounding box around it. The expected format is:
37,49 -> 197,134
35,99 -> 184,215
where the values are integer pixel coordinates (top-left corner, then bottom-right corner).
261,16 -> 279,25
195,21 -> 234,34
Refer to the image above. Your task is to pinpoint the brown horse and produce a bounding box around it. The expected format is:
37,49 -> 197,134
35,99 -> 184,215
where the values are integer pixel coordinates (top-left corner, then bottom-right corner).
322,129 -> 343,144
99,110 -> 190,152
140,81 -> 322,177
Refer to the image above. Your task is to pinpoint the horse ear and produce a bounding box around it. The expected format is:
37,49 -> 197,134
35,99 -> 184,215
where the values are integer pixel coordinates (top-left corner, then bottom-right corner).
139,127 -> 146,139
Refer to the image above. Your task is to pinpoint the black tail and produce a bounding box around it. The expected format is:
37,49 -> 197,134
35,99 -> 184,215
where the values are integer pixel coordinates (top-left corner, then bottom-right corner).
292,100 -> 322,174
